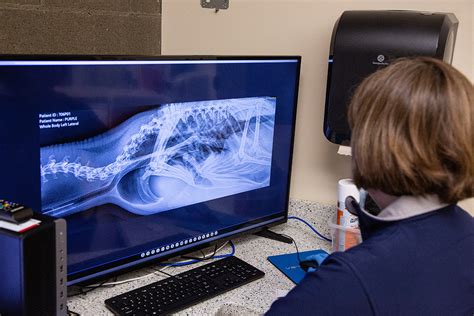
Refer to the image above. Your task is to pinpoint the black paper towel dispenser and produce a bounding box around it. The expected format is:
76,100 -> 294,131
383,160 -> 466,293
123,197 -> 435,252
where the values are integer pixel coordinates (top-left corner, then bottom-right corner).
323,10 -> 458,145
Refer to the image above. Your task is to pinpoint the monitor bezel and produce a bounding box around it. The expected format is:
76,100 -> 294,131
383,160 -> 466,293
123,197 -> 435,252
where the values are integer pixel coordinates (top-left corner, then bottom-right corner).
0,54 -> 301,285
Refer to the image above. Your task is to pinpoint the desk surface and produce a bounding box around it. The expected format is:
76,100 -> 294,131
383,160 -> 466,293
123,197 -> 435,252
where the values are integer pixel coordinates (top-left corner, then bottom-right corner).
67,200 -> 335,315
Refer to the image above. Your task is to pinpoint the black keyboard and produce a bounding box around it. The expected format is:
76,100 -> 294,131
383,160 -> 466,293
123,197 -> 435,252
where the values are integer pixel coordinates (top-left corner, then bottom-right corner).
105,256 -> 265,315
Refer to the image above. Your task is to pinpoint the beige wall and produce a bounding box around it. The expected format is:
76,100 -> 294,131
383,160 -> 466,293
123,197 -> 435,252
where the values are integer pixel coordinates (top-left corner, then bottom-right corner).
162,0 -> 474,214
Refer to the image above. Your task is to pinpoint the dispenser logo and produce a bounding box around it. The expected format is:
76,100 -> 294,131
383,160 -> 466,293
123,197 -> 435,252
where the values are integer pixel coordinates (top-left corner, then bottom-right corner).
372,54 -> 389,66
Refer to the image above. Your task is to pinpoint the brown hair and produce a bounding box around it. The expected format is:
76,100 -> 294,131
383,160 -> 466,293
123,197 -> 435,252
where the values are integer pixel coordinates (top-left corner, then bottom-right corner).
348,57 -> 474,204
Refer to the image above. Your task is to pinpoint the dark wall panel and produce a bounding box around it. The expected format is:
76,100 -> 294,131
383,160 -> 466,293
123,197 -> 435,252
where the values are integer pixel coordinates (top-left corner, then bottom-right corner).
0,0 -> 161,55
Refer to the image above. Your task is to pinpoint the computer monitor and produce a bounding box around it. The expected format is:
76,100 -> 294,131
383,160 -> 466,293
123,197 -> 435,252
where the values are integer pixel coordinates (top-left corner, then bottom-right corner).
0,55 -> 301,285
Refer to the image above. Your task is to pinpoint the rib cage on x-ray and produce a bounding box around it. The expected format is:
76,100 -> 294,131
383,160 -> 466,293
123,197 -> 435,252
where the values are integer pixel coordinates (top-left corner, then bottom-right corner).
40,97 -> 277,217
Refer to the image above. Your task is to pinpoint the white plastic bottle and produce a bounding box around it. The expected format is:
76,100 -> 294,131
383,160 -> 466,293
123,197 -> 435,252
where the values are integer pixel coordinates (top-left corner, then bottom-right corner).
334,179 -> 361,251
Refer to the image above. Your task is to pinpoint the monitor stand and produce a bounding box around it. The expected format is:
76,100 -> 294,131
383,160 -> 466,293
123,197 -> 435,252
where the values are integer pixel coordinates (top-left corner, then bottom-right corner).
255,228 -> 292,244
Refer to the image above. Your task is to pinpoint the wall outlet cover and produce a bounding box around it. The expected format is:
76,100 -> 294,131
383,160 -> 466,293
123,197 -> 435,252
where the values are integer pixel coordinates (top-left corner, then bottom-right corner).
201,0 -> 229,10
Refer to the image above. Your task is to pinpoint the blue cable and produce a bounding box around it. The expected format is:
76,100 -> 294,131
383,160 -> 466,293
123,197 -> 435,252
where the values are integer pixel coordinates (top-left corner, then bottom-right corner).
158,240 -> 236,267
288,216 -> 332,242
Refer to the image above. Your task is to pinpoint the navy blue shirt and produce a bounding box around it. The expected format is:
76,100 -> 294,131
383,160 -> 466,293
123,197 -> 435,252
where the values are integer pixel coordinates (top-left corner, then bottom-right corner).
266,204 -> 474,315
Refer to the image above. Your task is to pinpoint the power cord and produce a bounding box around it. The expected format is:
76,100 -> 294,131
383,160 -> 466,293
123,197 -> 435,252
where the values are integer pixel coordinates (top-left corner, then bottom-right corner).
158,240 -> 236,267
180,240 -> 228,261
67,277 -> 116,298
288,216 -> 332,242
79,266 -> 173,288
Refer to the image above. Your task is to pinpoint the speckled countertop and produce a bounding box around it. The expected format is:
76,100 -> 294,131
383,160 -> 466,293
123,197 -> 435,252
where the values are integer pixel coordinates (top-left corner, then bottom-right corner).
68,199 -> 336,315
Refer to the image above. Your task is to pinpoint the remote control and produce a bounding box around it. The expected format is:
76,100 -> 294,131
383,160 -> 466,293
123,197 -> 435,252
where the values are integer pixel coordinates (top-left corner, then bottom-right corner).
0,200 -> 34,224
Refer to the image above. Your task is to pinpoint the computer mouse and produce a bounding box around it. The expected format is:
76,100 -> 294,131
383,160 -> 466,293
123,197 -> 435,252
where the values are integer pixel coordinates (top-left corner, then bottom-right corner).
299,259 -> 320,272
299,251 -> 329,272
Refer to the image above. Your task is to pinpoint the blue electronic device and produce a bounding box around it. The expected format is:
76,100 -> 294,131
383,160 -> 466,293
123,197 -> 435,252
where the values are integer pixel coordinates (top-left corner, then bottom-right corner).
0,55 -> 301,285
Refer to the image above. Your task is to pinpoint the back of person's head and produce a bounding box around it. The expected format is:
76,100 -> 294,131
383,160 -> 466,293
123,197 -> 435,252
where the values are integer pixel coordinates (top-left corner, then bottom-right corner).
348,57 -> 474,204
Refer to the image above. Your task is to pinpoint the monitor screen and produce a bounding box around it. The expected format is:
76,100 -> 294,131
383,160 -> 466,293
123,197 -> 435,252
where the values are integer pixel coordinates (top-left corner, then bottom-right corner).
0,56 -> 300,284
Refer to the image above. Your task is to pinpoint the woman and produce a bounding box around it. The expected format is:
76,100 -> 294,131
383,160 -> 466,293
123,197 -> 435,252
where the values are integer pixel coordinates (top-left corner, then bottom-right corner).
266,57 -> 474,315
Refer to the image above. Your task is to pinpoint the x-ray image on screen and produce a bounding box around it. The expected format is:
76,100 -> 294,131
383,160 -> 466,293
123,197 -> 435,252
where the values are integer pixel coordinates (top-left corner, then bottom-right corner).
40,96 -> 277,217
